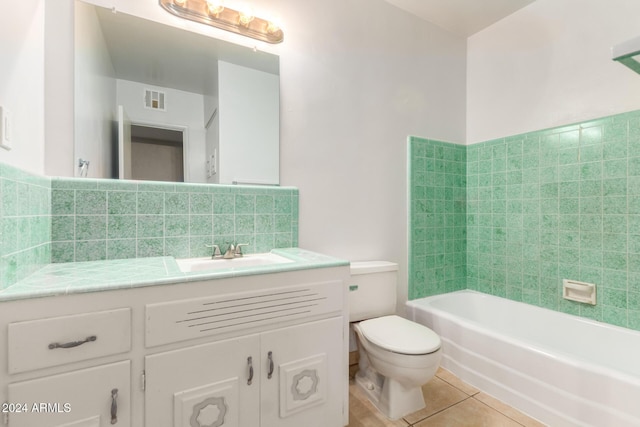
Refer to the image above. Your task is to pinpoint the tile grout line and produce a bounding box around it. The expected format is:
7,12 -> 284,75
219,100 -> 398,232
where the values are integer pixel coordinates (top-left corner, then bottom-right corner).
405,395 -> 475,426
470,394 -> 532,427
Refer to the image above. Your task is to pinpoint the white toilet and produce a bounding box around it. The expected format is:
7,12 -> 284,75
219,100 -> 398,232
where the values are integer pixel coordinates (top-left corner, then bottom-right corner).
349,261 -> 441,420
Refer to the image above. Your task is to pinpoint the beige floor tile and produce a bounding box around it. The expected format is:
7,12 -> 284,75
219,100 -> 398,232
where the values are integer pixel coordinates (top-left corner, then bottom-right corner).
413,398 -> 523,427
435,367 -> 479,396
474,393 -> 547,427
347,380 -> 409,427
403,376 -> 469,425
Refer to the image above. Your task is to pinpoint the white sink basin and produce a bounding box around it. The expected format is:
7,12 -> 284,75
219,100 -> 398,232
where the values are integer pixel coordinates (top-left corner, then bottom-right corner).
176,252 -> 294,273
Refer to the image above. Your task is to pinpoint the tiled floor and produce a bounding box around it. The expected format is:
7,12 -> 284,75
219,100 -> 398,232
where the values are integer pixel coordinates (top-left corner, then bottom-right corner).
347,367 -> 546,427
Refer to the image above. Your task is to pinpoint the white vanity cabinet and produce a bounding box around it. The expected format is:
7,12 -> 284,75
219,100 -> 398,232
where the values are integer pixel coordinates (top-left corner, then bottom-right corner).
0,264 -> 349,427
145,317 -> 343,427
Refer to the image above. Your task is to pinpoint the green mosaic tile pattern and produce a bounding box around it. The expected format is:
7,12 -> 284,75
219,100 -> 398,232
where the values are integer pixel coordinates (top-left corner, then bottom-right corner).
49,179 -> 299,262
0,163 -> 51,290
466,111 -> 640,330
409,137 -> 467,299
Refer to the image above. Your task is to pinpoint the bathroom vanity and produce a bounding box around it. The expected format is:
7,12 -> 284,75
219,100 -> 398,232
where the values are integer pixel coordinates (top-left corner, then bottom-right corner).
0,249 -> 350,427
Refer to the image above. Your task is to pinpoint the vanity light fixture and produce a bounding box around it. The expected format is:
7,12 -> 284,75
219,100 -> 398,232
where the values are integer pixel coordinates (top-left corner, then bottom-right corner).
159,0 -> 283,44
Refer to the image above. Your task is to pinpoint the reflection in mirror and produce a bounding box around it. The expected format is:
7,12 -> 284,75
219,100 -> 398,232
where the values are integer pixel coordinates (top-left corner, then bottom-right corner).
74,0 -> 280,185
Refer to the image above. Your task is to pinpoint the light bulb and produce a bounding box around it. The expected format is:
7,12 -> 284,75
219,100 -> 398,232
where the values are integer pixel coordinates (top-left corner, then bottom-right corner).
238,6 -> 254,27
266,21 -> 280,34
206,0 -> 224,16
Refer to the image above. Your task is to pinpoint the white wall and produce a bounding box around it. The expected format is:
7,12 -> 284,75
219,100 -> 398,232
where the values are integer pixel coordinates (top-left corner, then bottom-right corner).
275,0 -> 467,312
467,0 -> 640,144
218,61 -> 279,185
0,0 -> 45,175
74,0 -> 116,178
116,79 -> 207,183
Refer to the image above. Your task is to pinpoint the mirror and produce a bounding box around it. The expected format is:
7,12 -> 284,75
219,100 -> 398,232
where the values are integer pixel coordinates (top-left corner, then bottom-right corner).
74,0 -> 280,185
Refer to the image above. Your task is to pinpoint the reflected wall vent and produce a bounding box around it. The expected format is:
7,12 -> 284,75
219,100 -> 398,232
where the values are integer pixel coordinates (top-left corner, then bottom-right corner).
144,89 -> 166,111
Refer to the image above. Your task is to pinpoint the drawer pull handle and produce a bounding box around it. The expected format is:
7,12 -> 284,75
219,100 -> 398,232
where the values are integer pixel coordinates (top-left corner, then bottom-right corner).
110,388 -> 118,424
267,351 -> 274,379
48,335 -> 97,350
247,356 -> 254,385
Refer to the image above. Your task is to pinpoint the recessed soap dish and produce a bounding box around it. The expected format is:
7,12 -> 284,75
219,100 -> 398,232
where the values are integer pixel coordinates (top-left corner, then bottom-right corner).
563,279 -> 596,305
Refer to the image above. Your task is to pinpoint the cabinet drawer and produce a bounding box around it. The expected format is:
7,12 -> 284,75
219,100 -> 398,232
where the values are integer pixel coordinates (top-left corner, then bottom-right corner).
8,308 -> 131,374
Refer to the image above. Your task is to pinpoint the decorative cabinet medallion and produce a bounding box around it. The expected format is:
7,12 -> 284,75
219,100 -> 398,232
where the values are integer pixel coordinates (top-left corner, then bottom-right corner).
291,370 -> 319,401
174,379 -> 238,427
190,396 -> 227,427
279,354 -> 327,418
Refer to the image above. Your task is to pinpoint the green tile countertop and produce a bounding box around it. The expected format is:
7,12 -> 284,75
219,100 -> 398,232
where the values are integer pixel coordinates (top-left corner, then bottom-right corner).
0,248 -> 349,302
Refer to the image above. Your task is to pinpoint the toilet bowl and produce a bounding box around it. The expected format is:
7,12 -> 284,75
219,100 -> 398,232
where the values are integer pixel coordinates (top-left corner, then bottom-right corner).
353,315 -> 441,420
349,262 -> 442,420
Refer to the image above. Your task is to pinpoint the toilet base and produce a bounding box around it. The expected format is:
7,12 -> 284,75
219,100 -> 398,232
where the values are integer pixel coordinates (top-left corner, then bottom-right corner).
355,368 -> 426,420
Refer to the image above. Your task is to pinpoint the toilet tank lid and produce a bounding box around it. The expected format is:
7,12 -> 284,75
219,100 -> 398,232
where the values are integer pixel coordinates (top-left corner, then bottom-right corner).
350,261 -> 398,275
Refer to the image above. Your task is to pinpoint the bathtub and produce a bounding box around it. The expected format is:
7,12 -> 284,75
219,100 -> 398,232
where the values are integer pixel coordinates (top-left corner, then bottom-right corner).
406,290 -> 640,427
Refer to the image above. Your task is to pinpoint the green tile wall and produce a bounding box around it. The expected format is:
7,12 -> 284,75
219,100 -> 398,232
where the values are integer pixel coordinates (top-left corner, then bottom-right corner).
0,164 -> 51,290
409,137 -> 467,299
467,111 -> 640,329
410,110 -> 640,331
50,178 -> 298,263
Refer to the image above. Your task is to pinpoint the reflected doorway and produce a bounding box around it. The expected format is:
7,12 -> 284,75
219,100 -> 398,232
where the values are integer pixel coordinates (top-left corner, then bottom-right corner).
130,125 -> 185,182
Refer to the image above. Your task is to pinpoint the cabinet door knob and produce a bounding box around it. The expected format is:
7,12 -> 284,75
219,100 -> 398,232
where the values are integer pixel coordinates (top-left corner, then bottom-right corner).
110,388 -> 118,424
247,356 -> 254,385
267,351 -> 274,379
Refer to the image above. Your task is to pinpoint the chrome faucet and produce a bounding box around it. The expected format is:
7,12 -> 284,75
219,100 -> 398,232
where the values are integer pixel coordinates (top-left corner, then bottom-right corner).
208,243 -> 250,259
223,243 -> 236,259
206,244 -> 221,259
219,242 -> 250,259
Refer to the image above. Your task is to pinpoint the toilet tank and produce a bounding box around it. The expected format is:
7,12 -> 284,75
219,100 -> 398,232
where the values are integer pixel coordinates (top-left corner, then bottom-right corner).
348,261 -> 398,322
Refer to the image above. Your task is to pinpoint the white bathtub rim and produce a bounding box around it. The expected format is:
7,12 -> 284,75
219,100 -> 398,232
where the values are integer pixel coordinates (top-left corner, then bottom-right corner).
407,289 -> 640,389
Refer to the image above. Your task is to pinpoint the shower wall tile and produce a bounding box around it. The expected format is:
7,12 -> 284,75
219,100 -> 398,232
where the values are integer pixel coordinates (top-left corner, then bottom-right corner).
409,137 -> 467,299
466,110 -> 640,330
0,164 -> 51,290
49,178 -> 299,263
409,110 -> 640,330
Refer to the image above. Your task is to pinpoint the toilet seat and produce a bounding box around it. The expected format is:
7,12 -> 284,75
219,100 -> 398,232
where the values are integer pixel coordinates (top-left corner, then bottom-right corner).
358,315 -> 440,355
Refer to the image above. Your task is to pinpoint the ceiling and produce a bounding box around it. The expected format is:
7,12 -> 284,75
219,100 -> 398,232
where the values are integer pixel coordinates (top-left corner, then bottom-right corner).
383,0 -> 537,37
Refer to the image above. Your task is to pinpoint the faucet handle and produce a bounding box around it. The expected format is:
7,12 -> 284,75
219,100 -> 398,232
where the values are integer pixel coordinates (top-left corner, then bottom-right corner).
235,243 -> 249,257
205,244 -> 221,258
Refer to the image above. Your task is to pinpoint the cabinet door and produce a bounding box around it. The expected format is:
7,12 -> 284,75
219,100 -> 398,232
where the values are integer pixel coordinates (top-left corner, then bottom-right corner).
7,360 -> 130,427
145,335 -> 259,427
260,317 -> 344,427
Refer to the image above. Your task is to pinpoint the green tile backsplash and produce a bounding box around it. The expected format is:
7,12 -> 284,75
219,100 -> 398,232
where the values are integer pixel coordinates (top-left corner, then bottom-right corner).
49,178 -> 299,263
0,164 -> 51,290
0,160 -> 299,289
410,110 -> 640,331
409,137 -> 467,299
